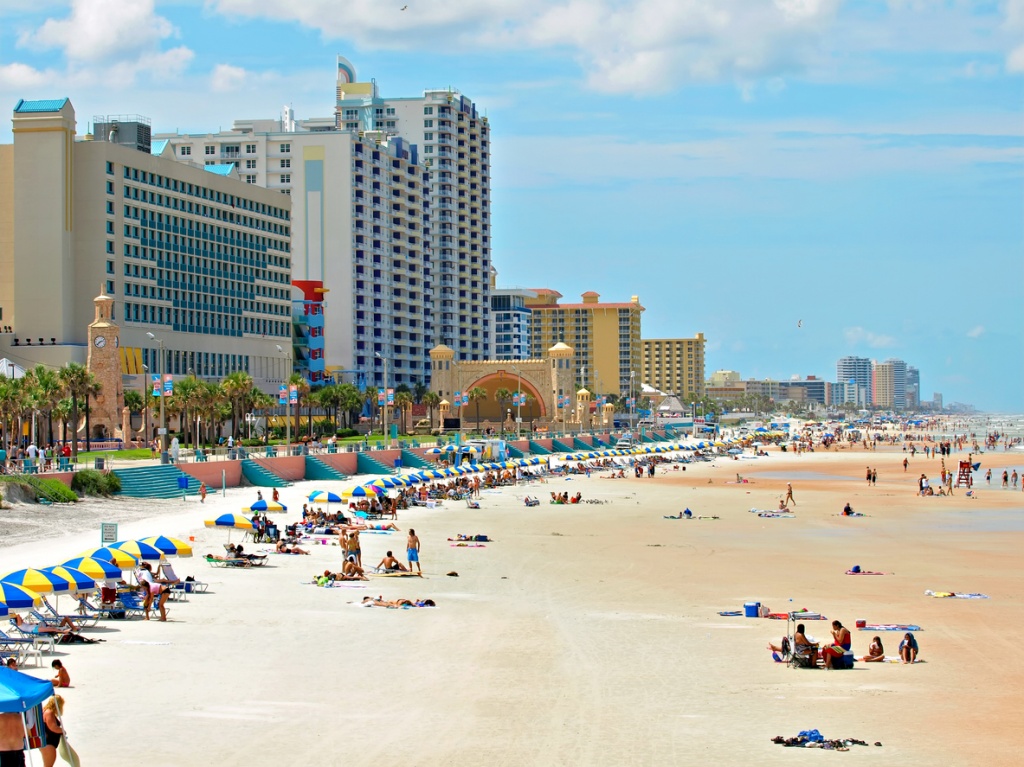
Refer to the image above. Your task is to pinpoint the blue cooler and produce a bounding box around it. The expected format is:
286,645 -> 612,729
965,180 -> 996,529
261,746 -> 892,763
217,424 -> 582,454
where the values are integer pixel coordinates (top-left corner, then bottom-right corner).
743,602 -> 761,618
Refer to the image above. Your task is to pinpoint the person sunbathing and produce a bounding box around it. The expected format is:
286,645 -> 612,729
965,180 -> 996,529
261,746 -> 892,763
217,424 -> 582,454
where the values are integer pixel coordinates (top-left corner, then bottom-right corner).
860,636 -> 885,662
206,553 -> 249,564
361,596 -> 436,608
376,551 -> 409,572
342,556 -> 366,578
276,540 -> 310,555
10,615 -> 101,644
319,568 -> 367,583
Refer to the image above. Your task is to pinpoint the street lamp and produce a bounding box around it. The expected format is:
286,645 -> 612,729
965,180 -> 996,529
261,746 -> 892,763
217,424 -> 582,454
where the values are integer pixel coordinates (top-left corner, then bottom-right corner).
146,332 -> 168,464
141,364 -> 149,448
511,364 -> 523,439
629,370 -> 635,435
375,352 -> 389,446
276,345 -> 291,453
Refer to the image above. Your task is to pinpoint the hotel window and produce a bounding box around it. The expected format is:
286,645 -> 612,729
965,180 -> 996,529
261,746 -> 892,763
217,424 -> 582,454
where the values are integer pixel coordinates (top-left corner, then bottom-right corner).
280,159 -> 291,169
346,122 -> 358,130
424,107 -> 433,115
386,107 -> 396,116
424,146 -> 433,154
180,146 -> 191,156
424,120 -> 433,128
245,175 -> 256,184
205,146 -> 215,155
245,159 -> 256,169
279,143 -> 291,153
246,144 -> 256,154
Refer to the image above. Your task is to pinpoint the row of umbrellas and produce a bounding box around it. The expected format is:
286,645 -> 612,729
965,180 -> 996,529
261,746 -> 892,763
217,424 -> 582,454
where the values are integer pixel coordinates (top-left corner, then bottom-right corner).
0,537 -> 194,616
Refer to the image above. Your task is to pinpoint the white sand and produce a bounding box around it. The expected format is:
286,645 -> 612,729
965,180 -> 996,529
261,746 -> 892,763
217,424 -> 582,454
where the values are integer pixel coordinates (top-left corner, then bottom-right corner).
2,446 -> 1022,766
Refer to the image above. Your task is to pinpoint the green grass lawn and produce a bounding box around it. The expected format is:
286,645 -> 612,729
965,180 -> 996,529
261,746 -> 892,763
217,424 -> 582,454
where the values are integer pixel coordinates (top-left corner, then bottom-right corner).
75,448 -> 154,460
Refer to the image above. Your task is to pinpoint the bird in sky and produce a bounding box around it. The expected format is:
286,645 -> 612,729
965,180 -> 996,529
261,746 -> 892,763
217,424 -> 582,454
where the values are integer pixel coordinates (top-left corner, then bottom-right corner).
401,4 -> 408,9
797,320 -> 802,328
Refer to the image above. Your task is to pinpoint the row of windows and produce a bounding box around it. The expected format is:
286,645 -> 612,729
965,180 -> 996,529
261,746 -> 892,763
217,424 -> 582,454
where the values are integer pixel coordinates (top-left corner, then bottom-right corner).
143,347 -> 251,378
116,163 -> 288,221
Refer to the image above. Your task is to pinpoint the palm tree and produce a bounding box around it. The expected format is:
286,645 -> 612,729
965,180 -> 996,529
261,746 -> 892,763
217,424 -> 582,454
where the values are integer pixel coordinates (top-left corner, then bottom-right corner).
82,374 -> 101,452
393,390 -> 413,434
363,387 -> 379,433
336,383 -> 363,429
53,398 -> 73,445
172,376 -> 202,448
413,380 -> 428,404
27,365 -> 62,446
288,373 -> 311,440
221,371 -> 254,440
468,386 -> 487,433
57,363 -> 91,460
423,391 -> 441,430
494,387 -> 512,428
0,375 -> 17,452
123,390 -> 143,436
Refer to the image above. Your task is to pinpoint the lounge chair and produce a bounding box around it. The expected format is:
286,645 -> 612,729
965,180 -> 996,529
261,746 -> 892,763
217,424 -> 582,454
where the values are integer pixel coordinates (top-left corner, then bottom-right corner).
29,609 -> 91,632
115,591 -> 151,618
789,643 -> 820,669
205,554 -> 251,568
465,499 -> 481,509
41,599 -> 98,629
3,624 -> 55,655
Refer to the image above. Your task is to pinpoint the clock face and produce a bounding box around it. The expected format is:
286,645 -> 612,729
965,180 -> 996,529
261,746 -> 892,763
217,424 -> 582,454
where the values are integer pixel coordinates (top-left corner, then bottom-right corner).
94,336 -> 106,348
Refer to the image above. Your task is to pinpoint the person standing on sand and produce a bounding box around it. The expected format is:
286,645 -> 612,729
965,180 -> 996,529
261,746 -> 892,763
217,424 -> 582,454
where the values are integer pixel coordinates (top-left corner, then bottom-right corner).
783,483 -> 795,507
407,528 -> 421,574
0,710 -> 25,767
903,457 -> 909,472
199,482 -> 207,503
871,468 -> 877,486
866,467 -> 872,485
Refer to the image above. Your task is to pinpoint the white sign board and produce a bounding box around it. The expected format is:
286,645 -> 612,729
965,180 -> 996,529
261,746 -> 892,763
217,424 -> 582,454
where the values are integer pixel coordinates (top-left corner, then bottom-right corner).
100,522 -> 118,544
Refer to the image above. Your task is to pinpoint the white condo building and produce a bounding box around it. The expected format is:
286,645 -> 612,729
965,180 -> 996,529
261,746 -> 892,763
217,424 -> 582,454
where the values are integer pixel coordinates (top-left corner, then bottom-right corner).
154,56 -> 491,388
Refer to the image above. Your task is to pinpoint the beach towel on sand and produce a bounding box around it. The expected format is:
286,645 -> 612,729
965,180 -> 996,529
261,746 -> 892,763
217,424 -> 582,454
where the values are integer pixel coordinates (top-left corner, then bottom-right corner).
717,610 -> 742,617
925,590 -> 988,599
846,570 -> 886,575
859,624 -> 921,632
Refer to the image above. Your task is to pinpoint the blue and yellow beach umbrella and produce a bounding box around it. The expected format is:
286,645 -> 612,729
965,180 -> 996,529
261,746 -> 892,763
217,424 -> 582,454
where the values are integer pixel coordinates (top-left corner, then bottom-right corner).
41,566 -> 98,593
308,491 -> 342,504
139,536 -> 194,558
0,581 -> 43,609
60,557 -> 122,581
109,540 -> 164,563
79,547 -> 140,569
0,568 -> 70,596
205,514 -> 256,530
244,500 -> 288,513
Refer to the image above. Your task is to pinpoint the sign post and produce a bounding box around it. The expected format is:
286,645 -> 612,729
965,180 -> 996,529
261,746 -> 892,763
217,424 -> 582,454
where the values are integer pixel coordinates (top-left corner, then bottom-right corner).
100,522 -> 118,545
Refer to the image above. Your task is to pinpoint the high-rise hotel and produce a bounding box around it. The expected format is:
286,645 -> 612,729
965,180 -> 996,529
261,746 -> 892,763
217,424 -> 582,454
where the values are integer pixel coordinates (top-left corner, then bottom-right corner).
155,56 -> 491,388
0,99 -> 293,393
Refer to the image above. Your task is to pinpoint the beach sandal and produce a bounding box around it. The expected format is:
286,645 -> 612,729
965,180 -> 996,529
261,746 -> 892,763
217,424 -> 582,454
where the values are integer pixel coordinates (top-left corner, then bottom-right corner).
446,571 -> 459,577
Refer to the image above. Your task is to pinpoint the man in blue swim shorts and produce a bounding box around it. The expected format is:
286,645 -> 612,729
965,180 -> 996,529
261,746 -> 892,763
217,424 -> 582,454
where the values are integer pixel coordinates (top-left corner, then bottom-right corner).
406,528 -> 421,574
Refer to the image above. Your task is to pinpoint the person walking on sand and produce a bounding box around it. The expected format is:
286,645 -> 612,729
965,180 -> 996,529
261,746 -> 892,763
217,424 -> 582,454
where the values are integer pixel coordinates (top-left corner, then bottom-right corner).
871,468 -> 877,486
407,528 -> 421,575
783,483 -> 795,507
866,466 -> 872,485
199,481 -> 207,503
903,457 -> 909,472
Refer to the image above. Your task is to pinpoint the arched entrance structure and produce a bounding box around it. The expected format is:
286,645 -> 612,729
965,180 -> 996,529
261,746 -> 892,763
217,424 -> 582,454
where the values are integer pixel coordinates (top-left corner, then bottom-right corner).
429,343 -> 575,426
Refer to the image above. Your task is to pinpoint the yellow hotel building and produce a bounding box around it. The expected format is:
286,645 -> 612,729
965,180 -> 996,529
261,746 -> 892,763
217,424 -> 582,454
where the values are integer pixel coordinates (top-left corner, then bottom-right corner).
642,334 -> 707,399
525,289 -> 643,398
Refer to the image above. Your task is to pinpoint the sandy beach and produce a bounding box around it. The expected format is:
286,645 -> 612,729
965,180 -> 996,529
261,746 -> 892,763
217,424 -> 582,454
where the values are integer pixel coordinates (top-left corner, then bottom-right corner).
2,442 -> 1022,766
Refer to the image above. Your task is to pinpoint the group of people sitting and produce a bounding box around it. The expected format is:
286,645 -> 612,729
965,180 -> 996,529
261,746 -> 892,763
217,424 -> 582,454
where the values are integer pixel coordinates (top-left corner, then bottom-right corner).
770,622 -> 920,666
550,491 -> 583,504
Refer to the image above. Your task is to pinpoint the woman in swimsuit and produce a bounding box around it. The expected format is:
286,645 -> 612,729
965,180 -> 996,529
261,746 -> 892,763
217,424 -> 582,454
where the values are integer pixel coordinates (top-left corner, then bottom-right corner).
820,620 -> 852,669
39,694 -> 65,767
899,632 -> 919,663
861,636 -> 885,662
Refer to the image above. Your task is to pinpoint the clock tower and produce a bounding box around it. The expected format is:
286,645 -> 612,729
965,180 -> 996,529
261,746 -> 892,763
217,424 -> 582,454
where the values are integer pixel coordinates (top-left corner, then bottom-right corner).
86,285 -> 124,440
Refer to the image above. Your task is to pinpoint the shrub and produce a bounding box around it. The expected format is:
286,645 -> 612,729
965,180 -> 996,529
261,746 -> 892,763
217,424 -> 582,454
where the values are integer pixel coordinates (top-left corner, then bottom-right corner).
335,428 -> 359,439
36,479 -> 78,503
240,438 -> 265,448
71,469 -> 120,497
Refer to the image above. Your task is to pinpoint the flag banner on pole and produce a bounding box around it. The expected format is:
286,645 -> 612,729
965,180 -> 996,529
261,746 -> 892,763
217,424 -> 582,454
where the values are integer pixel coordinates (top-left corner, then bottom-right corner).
278,385 -> 287,405
163,374 -> 173,396
152,375 -> 160,397
289,385 -> 298,404
387,388 -> 394,404
377,391 -> 385,405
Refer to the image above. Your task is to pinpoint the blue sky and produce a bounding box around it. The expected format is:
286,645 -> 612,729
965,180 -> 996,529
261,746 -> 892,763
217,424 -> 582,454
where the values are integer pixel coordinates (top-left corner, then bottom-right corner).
1,0 -> 1021,410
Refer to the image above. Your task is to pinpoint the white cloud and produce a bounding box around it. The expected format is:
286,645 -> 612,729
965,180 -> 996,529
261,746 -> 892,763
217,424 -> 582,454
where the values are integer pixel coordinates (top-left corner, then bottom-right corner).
15,0 -> 193,85
966,325 -> 985,339
208,0 -> 1021,93
210,64 -> 249,93
1008,44 -> 1024,73
0,62 -> 55,90
843,326 -> 896,348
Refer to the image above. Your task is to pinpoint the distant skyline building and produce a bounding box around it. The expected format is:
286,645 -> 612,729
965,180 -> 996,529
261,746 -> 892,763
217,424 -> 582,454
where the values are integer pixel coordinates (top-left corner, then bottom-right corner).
837,356 -> 873,406
884,357 -> 908,409
708,370 -> 741,388
0,98 -> 293,398
642,334 -> 706,400
525,290 -> 643,398
785,376 -> 829,405
906,365 -> 920,410
489,272 -> 535,360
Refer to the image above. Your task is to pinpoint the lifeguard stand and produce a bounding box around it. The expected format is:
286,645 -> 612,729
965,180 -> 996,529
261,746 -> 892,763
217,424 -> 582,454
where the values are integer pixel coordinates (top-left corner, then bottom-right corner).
956,460 -> 972,488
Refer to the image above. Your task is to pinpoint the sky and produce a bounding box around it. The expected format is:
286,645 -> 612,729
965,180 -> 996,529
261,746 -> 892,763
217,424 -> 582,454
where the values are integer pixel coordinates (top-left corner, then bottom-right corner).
1,0 -> 1021,411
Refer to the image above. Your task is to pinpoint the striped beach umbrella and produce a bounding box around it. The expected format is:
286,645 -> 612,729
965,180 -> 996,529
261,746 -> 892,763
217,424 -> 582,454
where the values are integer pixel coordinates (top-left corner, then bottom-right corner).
244,500 -> 288,513
139,536 -> 194,558
109,540 -> 164,563
345,485 -> 382,498
205,513 -> 256,530
41,566 -> 98,593
308,491 -> 343,504
60,557 -> 122,581
0,568 -> 70,596
372,476 -> 399,489
0,581 -> 43,610
80,547 -> 140,569
424,447 -> 444,455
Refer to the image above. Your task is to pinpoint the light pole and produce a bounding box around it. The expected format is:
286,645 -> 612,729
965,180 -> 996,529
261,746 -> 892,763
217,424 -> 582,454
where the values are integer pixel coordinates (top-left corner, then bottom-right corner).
141,364 -> 149,447
511,364 -> 522,439
375,352 -> 389,446
276,345 -> 291,453
629,370 -> 635,436
146,333 -> 168,463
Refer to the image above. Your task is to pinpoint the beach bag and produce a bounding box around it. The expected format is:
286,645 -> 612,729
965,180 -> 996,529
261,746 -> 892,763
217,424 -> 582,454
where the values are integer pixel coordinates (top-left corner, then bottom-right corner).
851,565 -> 861,573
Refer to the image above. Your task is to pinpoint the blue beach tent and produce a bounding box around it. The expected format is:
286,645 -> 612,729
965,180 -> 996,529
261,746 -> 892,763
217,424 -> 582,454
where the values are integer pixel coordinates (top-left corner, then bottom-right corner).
0,666 -> 53,712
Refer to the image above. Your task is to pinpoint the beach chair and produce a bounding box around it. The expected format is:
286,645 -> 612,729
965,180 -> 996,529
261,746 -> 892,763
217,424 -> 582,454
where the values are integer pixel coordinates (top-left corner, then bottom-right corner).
29,608 -> 91,632
205,555 -> 251,568
115,592 -> 150,618
2,625 -> 55,655
465,498 -> 481,509
41,599 -> 98,629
